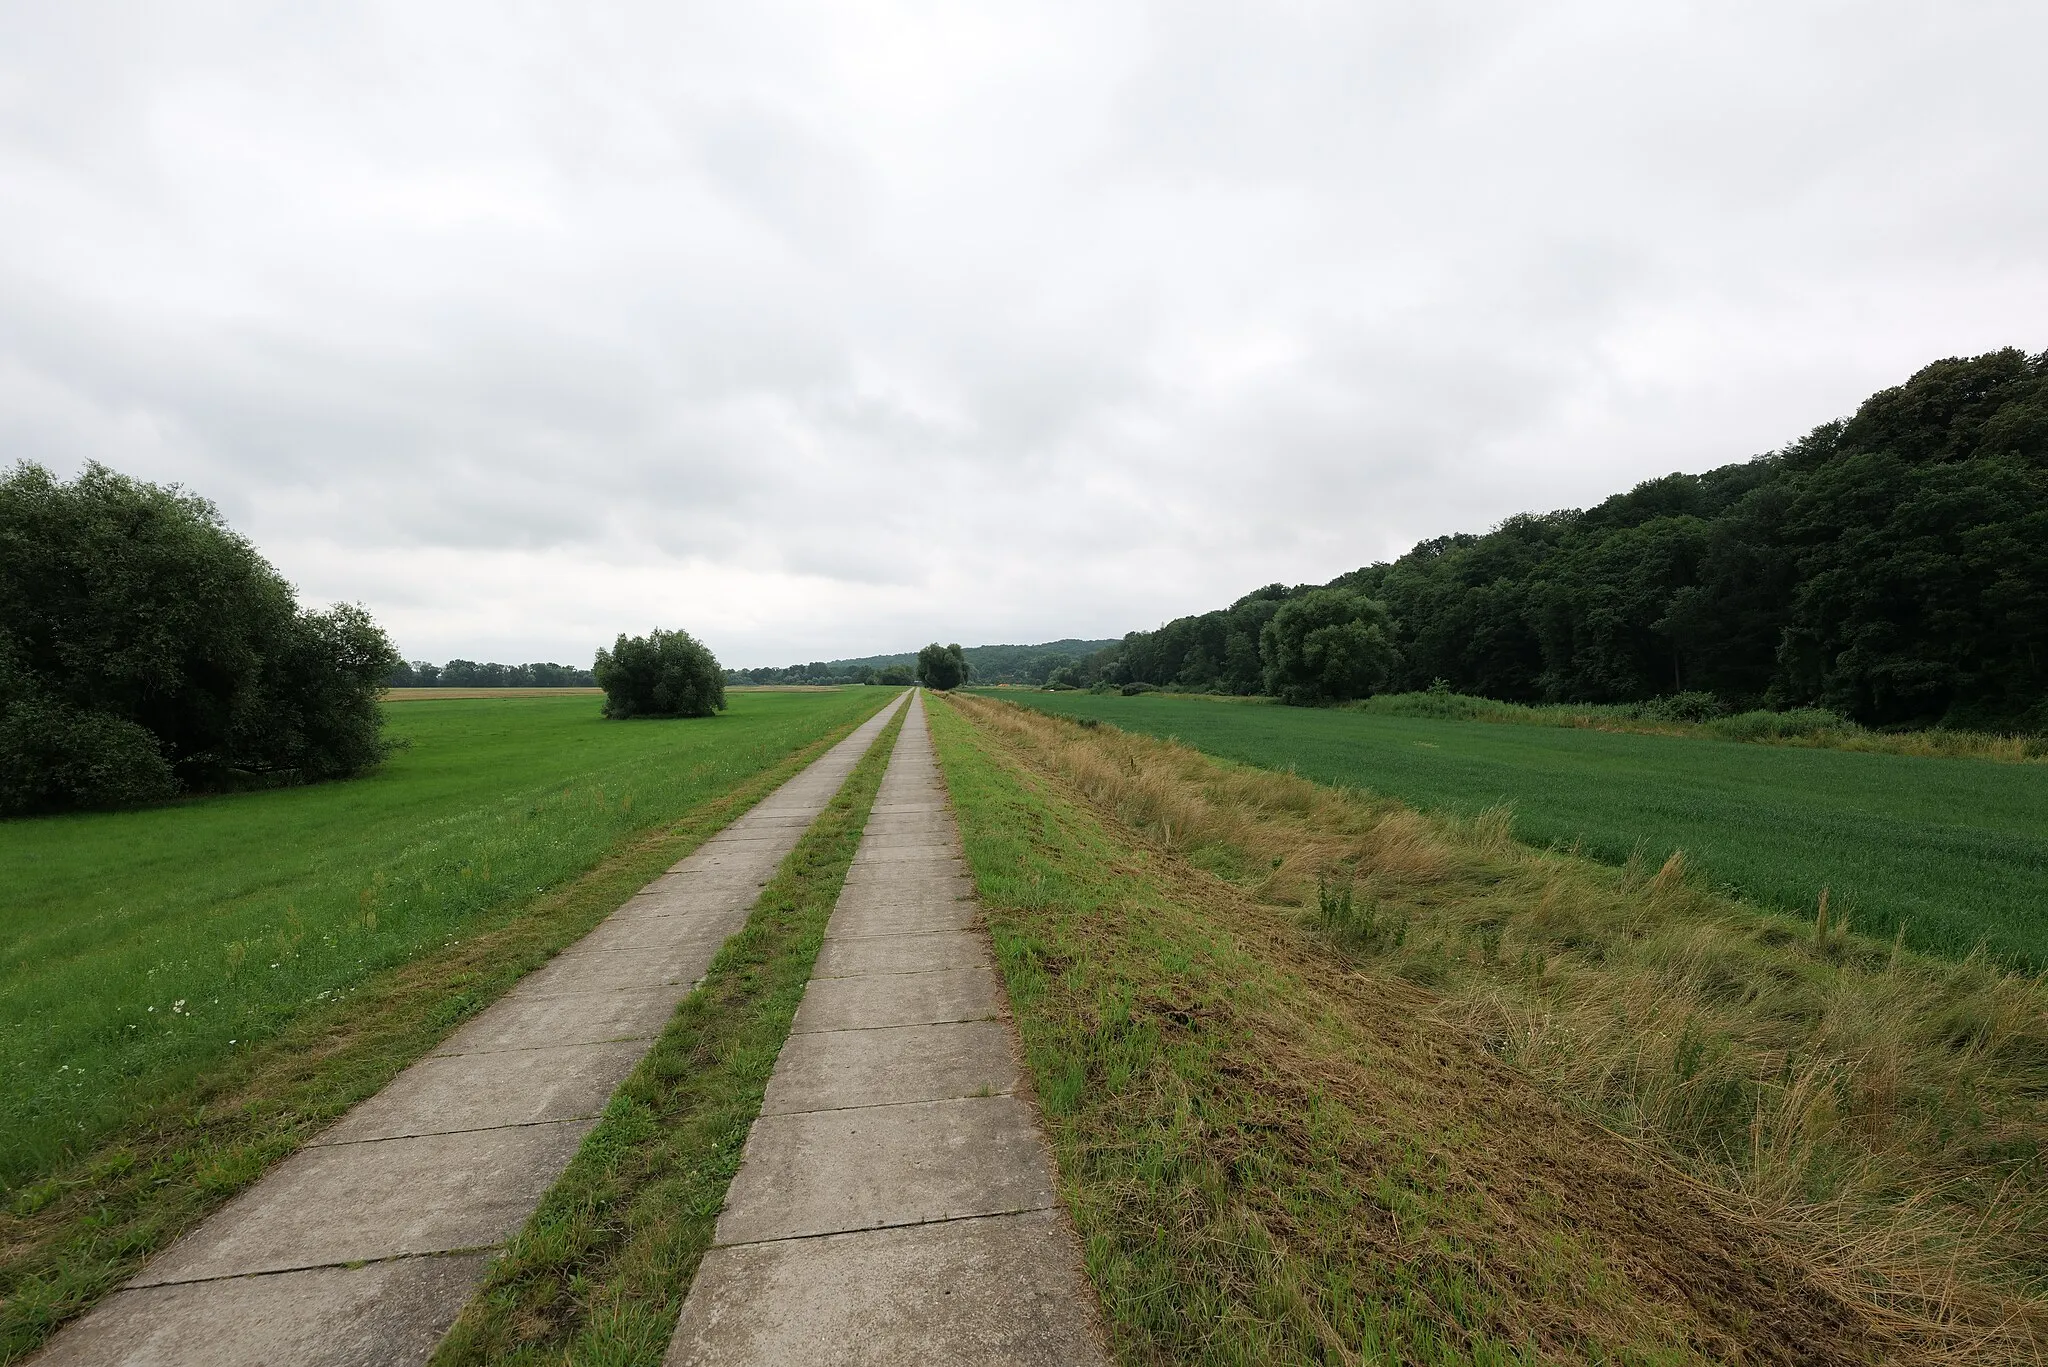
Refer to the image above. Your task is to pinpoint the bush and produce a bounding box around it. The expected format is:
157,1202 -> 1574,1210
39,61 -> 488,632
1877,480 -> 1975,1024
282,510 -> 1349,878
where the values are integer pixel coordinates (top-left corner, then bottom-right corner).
593,628 -> 726,718
1638,691 -> 1730,724
917,642 -> 969,691
1120,681 -> 1160,696
1707,707 -> 1848,742
875,663 -> 915,687
0,696 -> 178,812
0,462 -> 400,816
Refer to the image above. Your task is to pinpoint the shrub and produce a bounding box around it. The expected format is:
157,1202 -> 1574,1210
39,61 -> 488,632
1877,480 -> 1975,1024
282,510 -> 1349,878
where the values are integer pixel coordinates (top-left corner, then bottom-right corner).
0,462 -> 400,816
593,628 -> 726,718
1638,690 -> 1729,724
1121,681 -> 1160,696
917,642 -> 969,691
875,663 -> 914,687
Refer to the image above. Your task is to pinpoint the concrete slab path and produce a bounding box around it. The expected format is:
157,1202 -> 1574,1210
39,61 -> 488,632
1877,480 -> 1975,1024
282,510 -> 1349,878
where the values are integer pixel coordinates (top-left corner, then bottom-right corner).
33,692 -> 911,1367
665,691 -> 1110,1366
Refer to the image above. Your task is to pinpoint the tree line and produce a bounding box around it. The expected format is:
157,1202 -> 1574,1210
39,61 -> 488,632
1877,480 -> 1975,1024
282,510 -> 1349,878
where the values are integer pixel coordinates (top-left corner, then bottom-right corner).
388,659 -> 597,688
1069,349 -> 2047,731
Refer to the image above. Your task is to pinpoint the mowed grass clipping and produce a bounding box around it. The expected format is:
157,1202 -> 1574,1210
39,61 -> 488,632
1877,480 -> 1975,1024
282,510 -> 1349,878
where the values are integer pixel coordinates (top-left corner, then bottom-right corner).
0,689 -> 888,1188
432,698 -> 908,1366
990,691 -> 2048,968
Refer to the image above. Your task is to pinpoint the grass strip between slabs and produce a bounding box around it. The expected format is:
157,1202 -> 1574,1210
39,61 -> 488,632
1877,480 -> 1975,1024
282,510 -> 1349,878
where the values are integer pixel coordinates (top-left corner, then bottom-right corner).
0,697 -> 898,1365
430,699 -> 909,1366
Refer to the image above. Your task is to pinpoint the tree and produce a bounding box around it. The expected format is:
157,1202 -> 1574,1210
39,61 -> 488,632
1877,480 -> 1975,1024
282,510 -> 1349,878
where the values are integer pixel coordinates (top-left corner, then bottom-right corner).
0,461 -> 400,814
875,662 -> 914,686
593,628 -> 726,718
1260,590 -> 1399,705
917,642 -> 969,690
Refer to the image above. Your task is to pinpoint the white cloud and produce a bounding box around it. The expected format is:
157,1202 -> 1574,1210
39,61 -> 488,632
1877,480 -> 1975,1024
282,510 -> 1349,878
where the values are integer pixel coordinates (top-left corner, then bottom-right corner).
3,0 -> 2043,666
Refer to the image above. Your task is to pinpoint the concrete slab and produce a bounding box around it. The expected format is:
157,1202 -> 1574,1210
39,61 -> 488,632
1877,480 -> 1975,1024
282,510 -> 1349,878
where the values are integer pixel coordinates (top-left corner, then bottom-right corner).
34,1254 -> 491,1367
762,1021 -> 1016,1115
516,938 -> 727,996
850,842 -> 962,864
838,863 -> 973,898
431,983 -> 682,1054
814,930 -> 989,979
824,897 -> 978,940
792,967 -> 1006,1033
133,1121 -> 595,1285
668,1212 -> 1106,1367
554,915 -> 738,956
314,1041 -> 644,1144
714,1096 -> 1055,1245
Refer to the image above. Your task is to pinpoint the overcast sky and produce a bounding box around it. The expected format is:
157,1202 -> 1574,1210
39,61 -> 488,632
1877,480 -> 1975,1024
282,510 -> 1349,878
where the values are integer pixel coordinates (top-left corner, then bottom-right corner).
3,3 -> 2043,667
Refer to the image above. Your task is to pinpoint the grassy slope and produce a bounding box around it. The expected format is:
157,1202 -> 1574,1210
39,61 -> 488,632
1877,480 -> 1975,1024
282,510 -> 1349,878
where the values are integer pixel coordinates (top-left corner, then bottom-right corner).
927,694 -> 1891,1366
989,691 -> 2048,967
0,689 -> 887,1188
1,690 -> 897,1361
432,700 -> 908,1366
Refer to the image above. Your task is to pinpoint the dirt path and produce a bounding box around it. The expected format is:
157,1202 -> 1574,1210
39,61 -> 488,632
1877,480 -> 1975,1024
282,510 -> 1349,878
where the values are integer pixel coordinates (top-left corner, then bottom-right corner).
664,692 -> 1108,1365
32,693 -> 911,1367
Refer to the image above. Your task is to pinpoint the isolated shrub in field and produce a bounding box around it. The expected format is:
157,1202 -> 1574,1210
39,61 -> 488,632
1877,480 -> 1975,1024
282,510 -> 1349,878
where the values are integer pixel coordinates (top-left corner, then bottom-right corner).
0,461 -> 400,816
1120,681 -> 1160,696
1260,588 -> 1399,705
917,642 -> 969,690
594,628 -> 726,718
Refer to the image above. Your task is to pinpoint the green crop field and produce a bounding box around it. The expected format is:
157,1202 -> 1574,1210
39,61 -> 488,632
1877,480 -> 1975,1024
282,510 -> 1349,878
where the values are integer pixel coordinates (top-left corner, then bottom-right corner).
0,688 -> 891,1188
987,691 -> 2048,969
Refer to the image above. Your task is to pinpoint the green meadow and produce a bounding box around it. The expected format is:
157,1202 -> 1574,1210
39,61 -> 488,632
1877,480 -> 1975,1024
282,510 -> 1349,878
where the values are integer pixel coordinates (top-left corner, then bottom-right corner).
988,691 -> 2048,968
0,688 -> 888,1189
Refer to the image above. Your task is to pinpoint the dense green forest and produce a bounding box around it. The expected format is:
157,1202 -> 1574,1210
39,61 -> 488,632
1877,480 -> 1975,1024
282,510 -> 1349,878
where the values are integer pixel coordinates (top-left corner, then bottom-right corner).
1077,349 -> 2047,731
728,639 -> 1117,687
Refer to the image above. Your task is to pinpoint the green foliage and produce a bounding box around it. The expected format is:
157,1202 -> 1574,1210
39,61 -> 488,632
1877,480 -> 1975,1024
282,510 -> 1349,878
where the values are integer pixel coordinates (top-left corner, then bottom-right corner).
916,641 -> 969,690
0,462 -> 400,815
1093,350 -> 2048,729
593,628 -> 725,718
1259,588 -> 1399,705
873,662 -> 914,686
1000,690 -> 2048,969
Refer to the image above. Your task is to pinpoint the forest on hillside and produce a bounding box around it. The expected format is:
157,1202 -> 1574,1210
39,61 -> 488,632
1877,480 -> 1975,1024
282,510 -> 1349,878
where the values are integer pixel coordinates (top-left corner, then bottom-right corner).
1077,349 -> 2047,731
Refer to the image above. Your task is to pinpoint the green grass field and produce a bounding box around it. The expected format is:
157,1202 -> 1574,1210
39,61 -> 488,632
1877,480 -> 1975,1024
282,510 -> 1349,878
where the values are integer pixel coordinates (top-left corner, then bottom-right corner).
0,688 -> 890,1189
986,691 -> 2048,968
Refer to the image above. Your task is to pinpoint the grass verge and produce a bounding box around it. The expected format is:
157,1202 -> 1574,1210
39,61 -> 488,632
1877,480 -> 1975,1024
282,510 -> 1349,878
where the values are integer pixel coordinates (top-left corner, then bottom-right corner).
931,691 -> 2047,1363
3,689 -> 886,1186
0,699 -> 894,1364
429,698 -> 909,1365
989,688 -> 2048,969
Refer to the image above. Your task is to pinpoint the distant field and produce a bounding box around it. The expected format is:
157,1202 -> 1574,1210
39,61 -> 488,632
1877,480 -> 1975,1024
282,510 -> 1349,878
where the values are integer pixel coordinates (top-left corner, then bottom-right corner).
0,688 -> 887,1187
986,691 -> 2048,967
383,687 -> 602,700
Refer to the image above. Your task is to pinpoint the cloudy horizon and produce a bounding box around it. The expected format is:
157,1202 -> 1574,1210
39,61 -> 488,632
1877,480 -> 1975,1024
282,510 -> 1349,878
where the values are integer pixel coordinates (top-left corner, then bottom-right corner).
3,2 -> 2043,669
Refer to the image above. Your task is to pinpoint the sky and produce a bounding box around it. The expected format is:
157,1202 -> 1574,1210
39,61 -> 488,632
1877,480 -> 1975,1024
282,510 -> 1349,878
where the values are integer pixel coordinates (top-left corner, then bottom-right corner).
3,3 -> 2044,668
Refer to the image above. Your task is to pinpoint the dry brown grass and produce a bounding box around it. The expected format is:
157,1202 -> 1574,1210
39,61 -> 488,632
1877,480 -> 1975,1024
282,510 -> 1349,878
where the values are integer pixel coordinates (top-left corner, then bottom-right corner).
950,692 -> 2048,1363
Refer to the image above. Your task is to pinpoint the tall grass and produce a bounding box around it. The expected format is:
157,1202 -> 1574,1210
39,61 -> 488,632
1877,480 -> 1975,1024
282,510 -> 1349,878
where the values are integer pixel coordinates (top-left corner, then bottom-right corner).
950,693 -> 2048,1360
996,688 -> 2048,969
